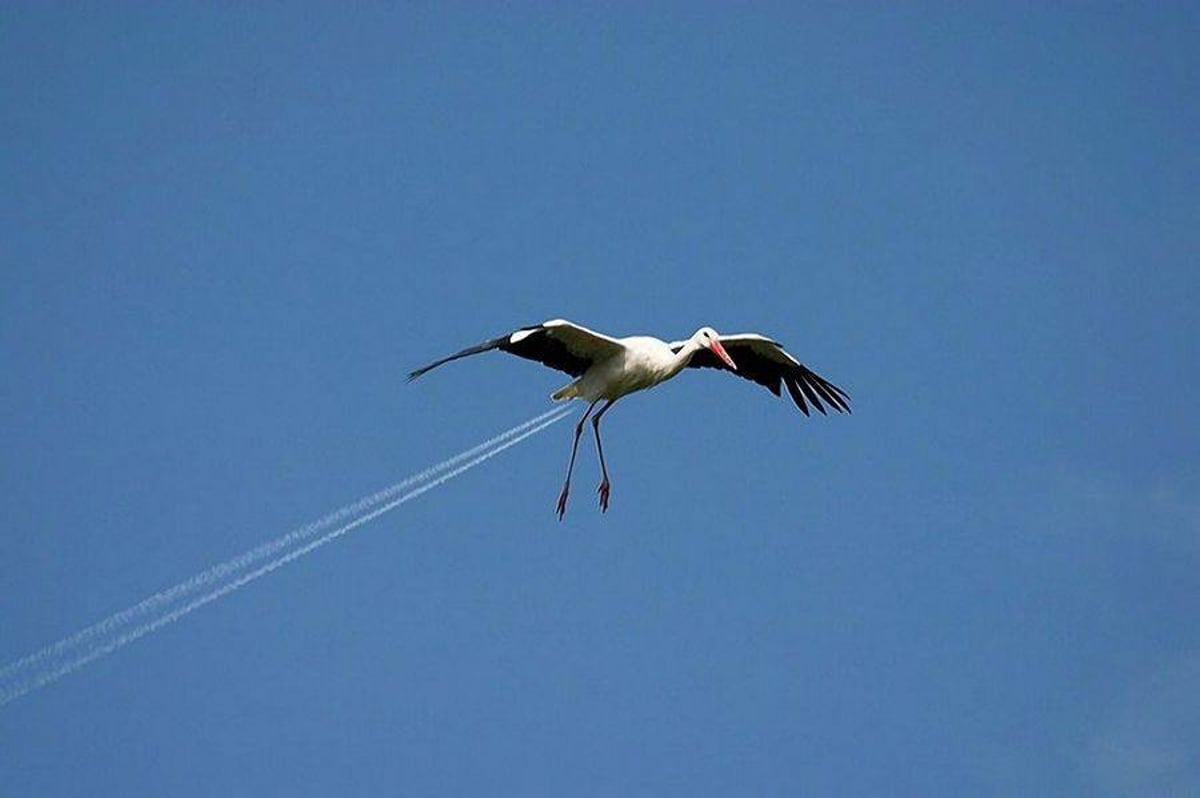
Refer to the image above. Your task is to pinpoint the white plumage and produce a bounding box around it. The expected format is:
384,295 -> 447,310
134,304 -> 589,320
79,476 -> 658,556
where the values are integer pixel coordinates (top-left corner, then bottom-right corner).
410,319 -> 850,519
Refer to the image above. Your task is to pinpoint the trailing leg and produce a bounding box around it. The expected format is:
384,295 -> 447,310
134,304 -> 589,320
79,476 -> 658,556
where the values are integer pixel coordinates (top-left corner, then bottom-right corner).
591,399 -> 617,512
557,400 -> 600,520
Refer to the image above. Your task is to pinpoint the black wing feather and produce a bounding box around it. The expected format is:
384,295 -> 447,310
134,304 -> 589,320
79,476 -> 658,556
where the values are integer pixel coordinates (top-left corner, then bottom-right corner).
407,333 -> 513,381
408,324 -> 593,381
796,377 -> 827,415
783,377 -> 811,416
685,347 -> 782,394
808,372 -> 851,413
499,327 -> 593,376
681,340 -> 851,418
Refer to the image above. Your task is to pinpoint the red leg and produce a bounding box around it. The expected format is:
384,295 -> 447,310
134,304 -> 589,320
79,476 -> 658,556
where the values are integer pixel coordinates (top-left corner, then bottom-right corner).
557,400 -> 600,520
591,399 -> 617,513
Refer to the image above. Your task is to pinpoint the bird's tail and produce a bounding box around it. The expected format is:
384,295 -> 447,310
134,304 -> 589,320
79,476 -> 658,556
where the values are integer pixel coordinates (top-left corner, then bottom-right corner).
551,381 -> 579,402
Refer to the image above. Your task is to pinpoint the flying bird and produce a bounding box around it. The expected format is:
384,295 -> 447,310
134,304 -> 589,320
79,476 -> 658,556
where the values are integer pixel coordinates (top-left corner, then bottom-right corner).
409,319 -> 850,519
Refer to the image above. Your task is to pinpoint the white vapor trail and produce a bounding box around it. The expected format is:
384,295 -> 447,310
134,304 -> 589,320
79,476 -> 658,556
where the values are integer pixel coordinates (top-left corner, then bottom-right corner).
0,405 -> 566,685
0,406 -> 573,708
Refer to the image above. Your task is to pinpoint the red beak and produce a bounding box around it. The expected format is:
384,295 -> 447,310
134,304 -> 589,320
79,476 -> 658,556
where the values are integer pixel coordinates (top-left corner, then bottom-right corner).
709,339 -> 737,370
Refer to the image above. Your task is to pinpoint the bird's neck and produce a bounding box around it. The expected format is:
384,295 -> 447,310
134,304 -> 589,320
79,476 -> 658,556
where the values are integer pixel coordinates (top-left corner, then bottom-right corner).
665,339 -> 702,377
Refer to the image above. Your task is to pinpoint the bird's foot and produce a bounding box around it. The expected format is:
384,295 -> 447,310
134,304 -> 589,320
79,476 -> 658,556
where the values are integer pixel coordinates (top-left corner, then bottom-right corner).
556,484 -> 570,521
597,479 -> 611,513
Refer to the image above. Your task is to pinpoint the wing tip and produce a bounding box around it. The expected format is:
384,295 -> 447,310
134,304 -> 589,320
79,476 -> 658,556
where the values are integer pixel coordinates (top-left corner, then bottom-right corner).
783,371 -> 855,418
783,376 -> 811,416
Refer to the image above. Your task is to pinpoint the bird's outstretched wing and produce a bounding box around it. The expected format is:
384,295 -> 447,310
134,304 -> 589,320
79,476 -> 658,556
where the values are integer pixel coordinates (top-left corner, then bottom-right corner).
408,319 -> 625,381
673,333 -> 851,416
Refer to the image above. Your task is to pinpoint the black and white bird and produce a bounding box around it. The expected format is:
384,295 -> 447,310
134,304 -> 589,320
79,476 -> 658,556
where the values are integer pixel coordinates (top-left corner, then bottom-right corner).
409,319 -> 850,519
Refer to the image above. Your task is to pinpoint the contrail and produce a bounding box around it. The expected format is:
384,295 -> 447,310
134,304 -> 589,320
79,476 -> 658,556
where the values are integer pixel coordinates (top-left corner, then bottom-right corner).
0,405 -> 567,685
0,406 -> 573,708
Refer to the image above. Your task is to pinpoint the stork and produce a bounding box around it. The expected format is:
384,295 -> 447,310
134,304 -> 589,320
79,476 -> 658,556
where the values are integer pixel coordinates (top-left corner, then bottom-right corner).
409,319 -> 850,519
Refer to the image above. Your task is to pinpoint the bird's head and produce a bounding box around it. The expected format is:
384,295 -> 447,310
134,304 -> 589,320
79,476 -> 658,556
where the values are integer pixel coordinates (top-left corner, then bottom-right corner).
693,327 -> 737,370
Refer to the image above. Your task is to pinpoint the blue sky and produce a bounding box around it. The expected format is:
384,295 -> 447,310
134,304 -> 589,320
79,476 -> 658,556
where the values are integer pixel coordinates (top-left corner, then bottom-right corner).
2,4 -> 1197,795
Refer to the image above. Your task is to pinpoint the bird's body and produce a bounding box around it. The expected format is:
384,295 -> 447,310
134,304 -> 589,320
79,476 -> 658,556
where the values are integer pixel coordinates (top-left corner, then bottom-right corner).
409,318 -> 849,518
554,334 -> 689,402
